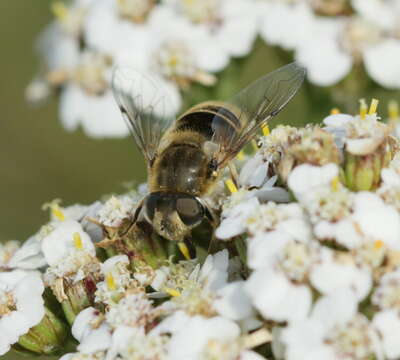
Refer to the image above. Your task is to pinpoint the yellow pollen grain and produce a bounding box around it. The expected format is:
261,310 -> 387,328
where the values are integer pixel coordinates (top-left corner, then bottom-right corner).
359,99 -> 367,120
262,124 -> 270,137
164,288 -> 181,297
330,176 -> 340,192
374,240 -> 384,249
225,178 -> 238,193
368,98 -> 379,115
178,242 -> 191,260
330,108 -> 340,115
236,150 -> 245,161
51,1 -> 68,20
388,100 -> 399,120
106,273 -> 116,291
52,205 -> 65,221
73,232 -> 83,250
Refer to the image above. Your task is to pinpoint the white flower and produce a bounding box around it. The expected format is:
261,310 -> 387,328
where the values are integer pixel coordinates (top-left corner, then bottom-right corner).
164,0 -> 259,58
95,255 -> 132,305
60,352 -> 106,360
72,307 -> 112,354
105,292 -> 156,329
5,237 -> 47,270
155,251 -> 253,321
155,311 -> 266,360
41,220 -> 95,267
363,39 -> 400,89
309,247 -> 372,301
295,17 -> 352,86
372,269 -> 400,311
0,272 -> 45,355
281,289 -> 382,360
245,240 -> 314,323
258,0 -> 314,51
373,309 -> 400,360
97,196 -> 136,228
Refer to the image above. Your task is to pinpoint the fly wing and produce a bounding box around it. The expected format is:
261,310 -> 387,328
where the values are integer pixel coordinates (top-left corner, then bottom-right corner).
112,67 -> 180,164
211,62 -> 306,166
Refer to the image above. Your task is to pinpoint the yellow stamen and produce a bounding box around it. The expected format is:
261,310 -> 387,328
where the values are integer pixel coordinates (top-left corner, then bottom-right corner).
262,124 -> 270,136
51,1 -> 68,20
359,99 -> 367,120
330,108 -> 340,115
388,100 -> 399,120
106,273 -> 116,291
374,240 -> 384,250
236,150 -> 245,161
164,288 -> 181,297
330,176 -> 340,192
368,98 -> 379,115
225,178 -> 238,193
251,140 -> 259,153
73,232 -> 83,250
42,199 -> 65,221
178,242 -> 191,260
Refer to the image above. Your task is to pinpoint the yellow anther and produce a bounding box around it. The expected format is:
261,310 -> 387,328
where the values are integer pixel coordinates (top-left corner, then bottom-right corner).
164,288 -> 181,297
374,240 -> 384,250
359,99 -> 368,120
330,108 -> 340,115
236,150 -> 245,161
52,205 -> 65,221
368,98 -> 379,115
330,176 -> 340,192
388,100 -> 399,120
42,199 -> 65,221
106,273 -> 116,291
178,242 -> 191,260
225,178 -> 238,193
251,140 -> 259,153
73,232 -> 83,250
262,124 -> 270,137
51,1 -> 68,20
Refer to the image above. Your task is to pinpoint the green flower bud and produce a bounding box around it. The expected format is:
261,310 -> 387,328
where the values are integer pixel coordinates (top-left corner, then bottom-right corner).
17,307 -> 67,355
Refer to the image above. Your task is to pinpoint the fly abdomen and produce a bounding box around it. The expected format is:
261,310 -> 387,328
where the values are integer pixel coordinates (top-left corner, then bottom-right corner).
175,101 -> 242,143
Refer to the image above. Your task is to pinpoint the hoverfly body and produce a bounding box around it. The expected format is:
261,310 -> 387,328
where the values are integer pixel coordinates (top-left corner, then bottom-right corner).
112,63 -> 306,245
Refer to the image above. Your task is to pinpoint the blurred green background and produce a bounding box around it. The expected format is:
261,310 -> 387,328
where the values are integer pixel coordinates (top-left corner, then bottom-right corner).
1,1 -> 399,359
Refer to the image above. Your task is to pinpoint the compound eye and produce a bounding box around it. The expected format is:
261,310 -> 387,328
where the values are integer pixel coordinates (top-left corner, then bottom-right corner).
176,197 -> 203,226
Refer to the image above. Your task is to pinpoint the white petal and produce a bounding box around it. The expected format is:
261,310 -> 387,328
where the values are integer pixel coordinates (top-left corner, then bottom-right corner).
363,39 -> 400,89
245,267 -> 311,323
373,309 -> 400,360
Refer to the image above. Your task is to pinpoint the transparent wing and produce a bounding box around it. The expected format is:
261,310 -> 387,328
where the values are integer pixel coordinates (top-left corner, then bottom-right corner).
211,62 -> 306,166
112,67 -> 179,164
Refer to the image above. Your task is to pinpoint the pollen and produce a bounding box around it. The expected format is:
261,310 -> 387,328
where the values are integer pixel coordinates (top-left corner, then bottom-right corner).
262,124 -> 270,136
388,100 -> 399,121
330,176 -> 340,192
178,242 -> 191,260
359,99 -> 367,120
374,240 -> 384,249
225,178 -> 238,193
73,232 -> 83,250
51,1 -> 68,20
42,199 -> 65,221
330,108 -> 340,115
164,287 -> 181,297
368,98 -> 379,115
106,273 -> 117,291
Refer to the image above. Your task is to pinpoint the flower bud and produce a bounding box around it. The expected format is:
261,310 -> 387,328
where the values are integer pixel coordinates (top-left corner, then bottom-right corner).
17,307 -> 67,354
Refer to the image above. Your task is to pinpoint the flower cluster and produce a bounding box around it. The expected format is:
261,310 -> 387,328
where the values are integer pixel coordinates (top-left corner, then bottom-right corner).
27,0 -> 259,138
259,0 -> 400,87
27,0 -> 400,138
4,98 -> 400,359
